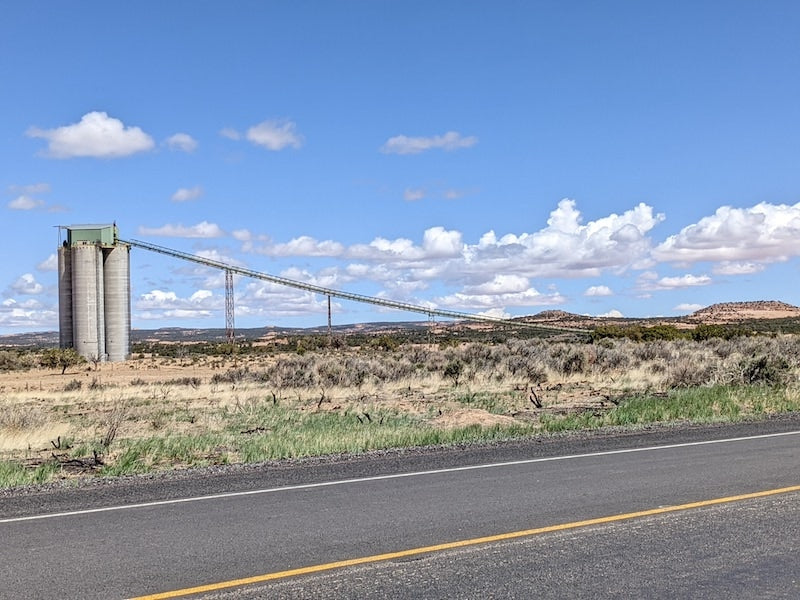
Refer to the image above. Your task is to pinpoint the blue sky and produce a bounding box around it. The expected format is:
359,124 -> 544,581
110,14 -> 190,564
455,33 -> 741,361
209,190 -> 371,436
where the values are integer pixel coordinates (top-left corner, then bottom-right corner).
3,1 -> 800,334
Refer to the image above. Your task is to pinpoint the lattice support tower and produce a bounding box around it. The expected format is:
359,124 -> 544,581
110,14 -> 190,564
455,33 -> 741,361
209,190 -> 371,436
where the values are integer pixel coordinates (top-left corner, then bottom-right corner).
225,269 -> 235,345
327,294 -> 332,343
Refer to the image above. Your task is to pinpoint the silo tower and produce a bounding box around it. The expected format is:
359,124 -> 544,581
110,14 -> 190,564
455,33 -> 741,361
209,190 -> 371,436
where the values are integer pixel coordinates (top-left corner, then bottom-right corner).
57,224 -> 130,362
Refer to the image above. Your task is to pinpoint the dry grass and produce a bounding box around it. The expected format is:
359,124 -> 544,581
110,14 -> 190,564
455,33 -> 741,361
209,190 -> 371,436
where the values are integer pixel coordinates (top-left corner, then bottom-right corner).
1,335 -> 799,487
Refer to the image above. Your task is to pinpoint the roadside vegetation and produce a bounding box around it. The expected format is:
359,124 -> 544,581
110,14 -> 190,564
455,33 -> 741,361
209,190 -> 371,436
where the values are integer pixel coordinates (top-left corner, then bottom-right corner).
1,329 -> 799,488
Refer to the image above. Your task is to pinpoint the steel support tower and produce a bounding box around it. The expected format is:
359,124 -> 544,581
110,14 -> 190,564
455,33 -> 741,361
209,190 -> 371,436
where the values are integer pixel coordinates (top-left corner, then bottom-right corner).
225,269 -> 235,344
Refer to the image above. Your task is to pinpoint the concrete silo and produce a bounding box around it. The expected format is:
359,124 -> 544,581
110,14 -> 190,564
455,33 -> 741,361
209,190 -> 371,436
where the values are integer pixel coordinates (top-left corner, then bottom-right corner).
57,245 -> 73,349
70,243 -> 103,360
58,224 -> 131,362
102,245 -> 131,362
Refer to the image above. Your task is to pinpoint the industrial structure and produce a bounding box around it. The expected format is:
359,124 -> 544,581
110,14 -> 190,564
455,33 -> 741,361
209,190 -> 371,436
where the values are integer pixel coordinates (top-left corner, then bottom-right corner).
58,224 -> 130,362
118,237 -> 588,339
56,223 -> 584,363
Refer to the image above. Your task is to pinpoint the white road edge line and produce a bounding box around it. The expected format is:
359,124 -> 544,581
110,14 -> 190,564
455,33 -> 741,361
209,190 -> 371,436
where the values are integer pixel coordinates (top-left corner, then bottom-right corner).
3,429 -> 798,524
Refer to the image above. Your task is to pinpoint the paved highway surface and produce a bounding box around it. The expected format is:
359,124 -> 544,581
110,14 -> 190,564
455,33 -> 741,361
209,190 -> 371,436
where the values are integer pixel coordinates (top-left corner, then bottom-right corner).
1,418 -> 798,599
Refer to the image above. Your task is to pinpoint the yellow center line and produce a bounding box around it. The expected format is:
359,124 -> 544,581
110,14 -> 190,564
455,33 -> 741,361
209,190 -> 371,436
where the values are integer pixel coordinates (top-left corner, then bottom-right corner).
130,484 -> 800,600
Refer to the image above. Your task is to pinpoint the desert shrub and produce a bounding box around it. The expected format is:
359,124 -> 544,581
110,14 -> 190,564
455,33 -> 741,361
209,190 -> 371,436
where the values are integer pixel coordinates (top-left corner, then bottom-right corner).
421,350 -> 448,373
502,339 -> 550,378
210,367 -> 251,385
63,379 -> 82,391
739,355 -> 791,386
592,343 -> 632,372
459,343 -> 504,371
560,348 -> 588,376
591,324 -> 687,342
691,324 -> 748,341
164,377 -> 202,387
370,335 -> 402,351
383,357 -> 418,382
544,343 -> 590,376
443,359 -> 464,386
335,356 -> 372,388
0,350 -> 39,372
665,359 -> 713,388
504,354 -> 547,384
773,336 -> 800,368
707,338 -> 740,360
400,346 -> 436,366
632,341 -> 674,363
437,337 -> 461,350
264,356 -> 316,389
315,358 -> 348,388
0,406 -> 47,431
292,336 -> 329,355
649,361 -> 667,374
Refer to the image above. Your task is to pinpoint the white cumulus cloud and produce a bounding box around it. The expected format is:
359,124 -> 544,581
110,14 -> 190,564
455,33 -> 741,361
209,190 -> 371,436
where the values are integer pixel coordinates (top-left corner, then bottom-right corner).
165,133 -> 198,152
27,111 -> 155,158
584,285 -> 613,297
11,273 -> 44,295
37,254 -> 58,272
436,287 -> 565,310
135,288 -> 219,320
345,226 -> 463,264
639,273 -> 712,290
596,309 -> 624,318
463,199 -> 664,279
8,195 -> 43,210
239,281 -> 331,318
232,229 -> 252,242
0,298 -> 56,328
138,221 -> 225,238
246,119 -> 303,150
171,186 -> 204,202
477,307 -> 512,319
654,202 -> 800,266
422,227 -> 464,258
380,131 -> 478,154
271,236 -> 345,257
247,235 -> 345,257
236,199 -> 666,315
712,262 -> 765,276
464,274 -> 530,295
674,303 -> 704,312
219,127 -> 241,140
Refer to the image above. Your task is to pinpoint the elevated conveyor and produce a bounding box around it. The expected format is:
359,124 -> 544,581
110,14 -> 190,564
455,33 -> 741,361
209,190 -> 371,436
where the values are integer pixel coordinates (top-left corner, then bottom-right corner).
120,238 -> 588,337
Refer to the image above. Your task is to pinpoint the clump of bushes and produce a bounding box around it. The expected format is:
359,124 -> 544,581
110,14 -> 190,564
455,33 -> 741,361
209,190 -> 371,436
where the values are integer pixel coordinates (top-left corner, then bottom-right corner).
590,323 -> 750,343
740,355 -> 791,386
0,349 -> 39,372
64,379 -> 82,391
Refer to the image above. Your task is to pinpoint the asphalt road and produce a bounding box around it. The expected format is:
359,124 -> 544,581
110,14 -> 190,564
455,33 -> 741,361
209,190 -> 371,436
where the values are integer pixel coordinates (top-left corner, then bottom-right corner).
1,419 -> 799,599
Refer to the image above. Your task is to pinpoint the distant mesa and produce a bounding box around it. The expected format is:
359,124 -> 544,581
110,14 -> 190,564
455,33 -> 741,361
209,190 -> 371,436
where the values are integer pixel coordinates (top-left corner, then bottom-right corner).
532,310 -> 576,320
517,310 -> 580,322
689,301 -> 800,322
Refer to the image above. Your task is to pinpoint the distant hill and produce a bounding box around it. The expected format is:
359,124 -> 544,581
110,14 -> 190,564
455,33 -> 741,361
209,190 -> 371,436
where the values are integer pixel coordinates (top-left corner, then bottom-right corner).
2,300 -> 800,347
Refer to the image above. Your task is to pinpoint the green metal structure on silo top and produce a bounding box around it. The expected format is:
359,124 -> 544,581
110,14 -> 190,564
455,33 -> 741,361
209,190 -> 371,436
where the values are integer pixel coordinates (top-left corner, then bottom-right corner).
58,224 -> 130,362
